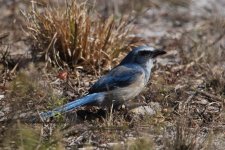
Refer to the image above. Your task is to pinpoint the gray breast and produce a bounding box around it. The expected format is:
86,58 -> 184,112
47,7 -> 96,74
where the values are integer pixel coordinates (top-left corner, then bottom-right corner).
101,72 -> 146,107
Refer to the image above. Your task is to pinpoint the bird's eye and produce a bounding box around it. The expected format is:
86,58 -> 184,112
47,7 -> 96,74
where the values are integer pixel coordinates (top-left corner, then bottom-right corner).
138,51 -> 151,56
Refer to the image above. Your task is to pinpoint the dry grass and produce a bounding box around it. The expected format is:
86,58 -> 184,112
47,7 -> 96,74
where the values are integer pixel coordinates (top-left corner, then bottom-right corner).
4,72 -> 47,120
2,121 -> 64,149
162,115 -> 217,150
164,120 -> 200,150
24,1 -> 131,70
0,71 -> 67,148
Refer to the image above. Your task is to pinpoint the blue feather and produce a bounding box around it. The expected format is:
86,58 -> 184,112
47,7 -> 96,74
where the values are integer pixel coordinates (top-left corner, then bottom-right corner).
40,93 -> 105,120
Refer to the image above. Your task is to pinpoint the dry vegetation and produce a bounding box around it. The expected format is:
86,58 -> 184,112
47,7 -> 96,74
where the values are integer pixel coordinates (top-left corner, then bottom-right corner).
24,1 -> 131,71
0,0 -> 225,149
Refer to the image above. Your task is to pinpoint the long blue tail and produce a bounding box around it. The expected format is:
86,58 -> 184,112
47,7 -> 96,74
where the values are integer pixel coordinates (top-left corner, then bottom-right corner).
40,93 -> 104,120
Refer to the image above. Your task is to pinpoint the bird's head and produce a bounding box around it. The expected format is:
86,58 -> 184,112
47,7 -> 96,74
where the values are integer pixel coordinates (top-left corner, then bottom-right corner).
120,45 -> 166,65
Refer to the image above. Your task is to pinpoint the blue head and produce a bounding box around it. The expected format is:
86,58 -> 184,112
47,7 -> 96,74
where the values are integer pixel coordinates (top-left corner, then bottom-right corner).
120,45 -> 166,66
119,45 -> 166,82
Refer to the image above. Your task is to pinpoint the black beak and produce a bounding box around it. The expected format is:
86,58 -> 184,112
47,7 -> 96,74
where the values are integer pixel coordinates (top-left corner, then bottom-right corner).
152,49 -> 166,58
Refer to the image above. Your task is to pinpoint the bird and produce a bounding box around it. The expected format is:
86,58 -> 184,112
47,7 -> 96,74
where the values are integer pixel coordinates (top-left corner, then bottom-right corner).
40,45 -> 166,120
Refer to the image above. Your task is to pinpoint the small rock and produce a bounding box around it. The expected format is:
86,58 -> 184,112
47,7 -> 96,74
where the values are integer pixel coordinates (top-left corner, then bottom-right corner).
65,91 -> 75,97
19,113 -> 28,118
78,146 -> 97,150
0,95 -> 4,100
0,111 -> 6,122
130,106 -> 156,116
106,142 -> 119,147
0,111 -> 4,117
84,82 -> 89,87
149,102 -> 162,112
2,106 -> 10,113
53,88 -> 63,96
195,98 -> 208,105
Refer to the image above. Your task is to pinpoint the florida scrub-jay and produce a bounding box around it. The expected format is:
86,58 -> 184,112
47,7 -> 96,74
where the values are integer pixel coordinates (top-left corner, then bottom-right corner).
40,45 -> 166,120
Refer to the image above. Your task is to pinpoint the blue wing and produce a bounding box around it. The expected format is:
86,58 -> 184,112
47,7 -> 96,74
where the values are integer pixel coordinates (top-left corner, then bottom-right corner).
89,64 -> 144,93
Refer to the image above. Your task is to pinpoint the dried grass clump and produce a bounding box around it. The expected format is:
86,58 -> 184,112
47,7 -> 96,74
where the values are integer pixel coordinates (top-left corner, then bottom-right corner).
164,118 -> 209,150
24,1 -> 131,70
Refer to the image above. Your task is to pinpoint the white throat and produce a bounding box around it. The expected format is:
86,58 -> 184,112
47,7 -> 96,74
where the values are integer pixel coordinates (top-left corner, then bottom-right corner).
143,59 -> 154,83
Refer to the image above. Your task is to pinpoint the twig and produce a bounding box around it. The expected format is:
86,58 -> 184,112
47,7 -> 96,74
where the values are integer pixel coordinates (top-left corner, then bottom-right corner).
208,31 -> 225,47
10,62 -> 19,74
195,89 -> 224,103
0,32 -> 9,41
180,91 -> 197,112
